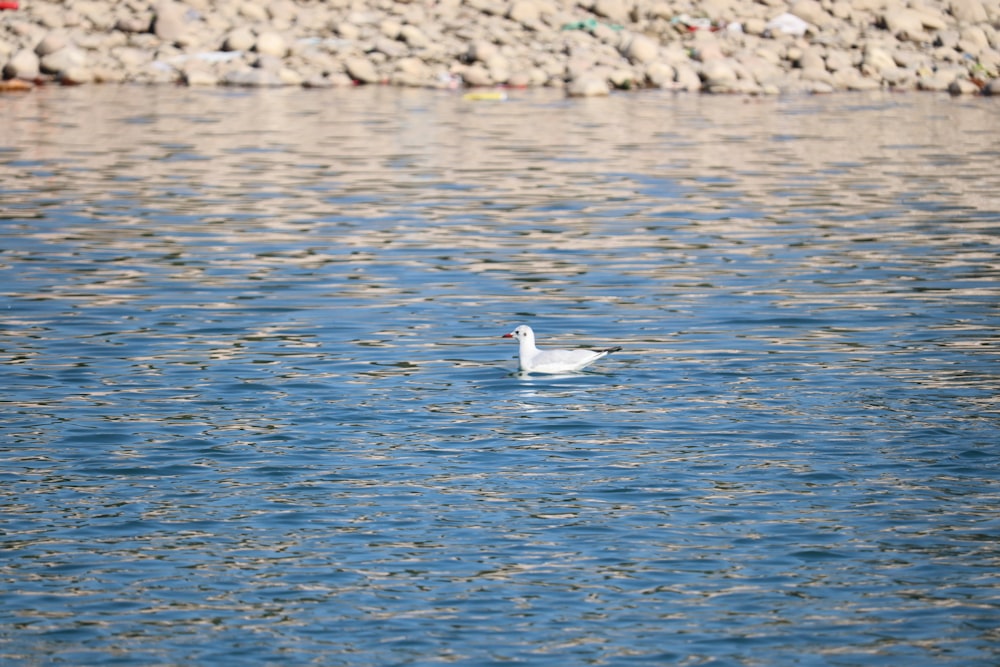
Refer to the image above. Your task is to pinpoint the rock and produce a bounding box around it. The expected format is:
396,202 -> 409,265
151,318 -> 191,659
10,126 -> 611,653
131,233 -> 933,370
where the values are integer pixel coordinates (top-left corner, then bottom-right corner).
949,0 -> 989,23
255,31 -> 287,57
467,41 -> 499,64
183,68 -> 217,86
566,73 -> 610,96
116,15 -> 151,34
591,0 -> 630,24
460,63 -> 492,86
345,56 -> 379,84
701,59 -> 738,88
790,0 -> 830,27
824,49 -> 853,72
391,56 -> 431,86
796,48 -> 825,72
399,25 -> 430,49
485,54 -> 510,82
40,47 -> 87,75
35,32 -> 69,56
609,68 -> 637,89
882,9 -> 933,42
507,0 -> 540,25
622,34 -> 659,64
4,49 -> 41,79
59,65 -> 94,85
982,78 -> 1000,95
674,63 -> 702,90
948,77 -> 980,94
645,61 -> 675,87
152,1 -> 188,43
222,68 -> 283,87
862,46 -> 898,76
222,27 -> 255,52
918,67 -> 963,90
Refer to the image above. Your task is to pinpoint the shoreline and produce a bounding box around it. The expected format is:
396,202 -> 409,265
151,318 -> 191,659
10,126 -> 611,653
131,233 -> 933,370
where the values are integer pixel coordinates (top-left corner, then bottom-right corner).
1,0 -> 998,96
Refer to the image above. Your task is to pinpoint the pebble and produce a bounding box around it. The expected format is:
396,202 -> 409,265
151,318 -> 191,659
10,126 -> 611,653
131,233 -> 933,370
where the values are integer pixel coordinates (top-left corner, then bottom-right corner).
0,0 -> 997,96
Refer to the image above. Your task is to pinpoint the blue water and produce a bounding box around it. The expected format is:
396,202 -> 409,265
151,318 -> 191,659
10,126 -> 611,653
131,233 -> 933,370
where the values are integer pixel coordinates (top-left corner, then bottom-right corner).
1,87 -> 999,666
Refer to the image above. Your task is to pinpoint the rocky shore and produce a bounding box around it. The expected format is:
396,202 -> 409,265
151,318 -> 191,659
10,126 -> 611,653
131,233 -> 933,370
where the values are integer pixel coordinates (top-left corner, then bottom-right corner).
1,0 -> 999,95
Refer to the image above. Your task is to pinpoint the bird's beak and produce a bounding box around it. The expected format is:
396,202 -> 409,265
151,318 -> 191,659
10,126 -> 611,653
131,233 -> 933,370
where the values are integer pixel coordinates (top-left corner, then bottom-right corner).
502,333 -> 513,338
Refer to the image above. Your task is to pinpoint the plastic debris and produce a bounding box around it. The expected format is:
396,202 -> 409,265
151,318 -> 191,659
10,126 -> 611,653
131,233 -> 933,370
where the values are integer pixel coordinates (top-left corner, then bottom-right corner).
462,91 -> 508,101
765,12 -> 811,37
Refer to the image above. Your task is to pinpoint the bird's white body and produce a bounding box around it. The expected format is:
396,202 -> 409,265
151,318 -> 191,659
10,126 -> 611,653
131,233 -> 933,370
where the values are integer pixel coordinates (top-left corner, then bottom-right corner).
503,325 -> 621,374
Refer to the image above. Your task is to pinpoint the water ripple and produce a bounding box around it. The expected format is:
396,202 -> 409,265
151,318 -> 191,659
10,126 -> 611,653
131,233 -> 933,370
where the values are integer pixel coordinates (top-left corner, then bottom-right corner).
1,87 -> 998,666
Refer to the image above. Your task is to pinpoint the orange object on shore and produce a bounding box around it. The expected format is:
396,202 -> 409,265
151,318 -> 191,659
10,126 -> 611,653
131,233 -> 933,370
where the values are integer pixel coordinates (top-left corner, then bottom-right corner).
0,1 -> 19,9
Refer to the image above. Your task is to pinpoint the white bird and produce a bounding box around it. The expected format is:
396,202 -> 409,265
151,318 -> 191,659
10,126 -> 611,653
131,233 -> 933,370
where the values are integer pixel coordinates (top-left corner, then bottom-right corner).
502,324 -> 622,374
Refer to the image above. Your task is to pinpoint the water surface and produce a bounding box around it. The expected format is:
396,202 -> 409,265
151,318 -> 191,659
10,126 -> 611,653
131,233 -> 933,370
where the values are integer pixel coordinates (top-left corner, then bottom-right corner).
1,86 -> 999,665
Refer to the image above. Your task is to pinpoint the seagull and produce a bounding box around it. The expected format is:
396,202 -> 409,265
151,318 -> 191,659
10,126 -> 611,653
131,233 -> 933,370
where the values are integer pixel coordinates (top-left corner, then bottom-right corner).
502,324 -> 622,374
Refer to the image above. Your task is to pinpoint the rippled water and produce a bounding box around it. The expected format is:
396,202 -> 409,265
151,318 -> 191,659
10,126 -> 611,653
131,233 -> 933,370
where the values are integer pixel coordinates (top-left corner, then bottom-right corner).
2,86 -> 999,665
